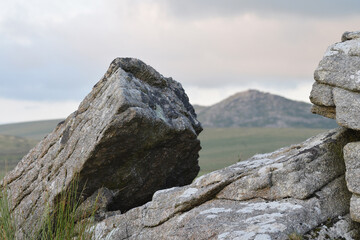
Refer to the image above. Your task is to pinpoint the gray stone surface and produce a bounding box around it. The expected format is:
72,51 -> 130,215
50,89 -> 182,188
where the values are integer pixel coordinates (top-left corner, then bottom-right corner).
304,214 -> 360,240
350,195 -> 360,222
310,82 -> 334,107
311,105 -> 336,119
344,142 -> 360,194
344,141 -> 360,223
342,31 -> 360,42
311,31 -> 360,131
0,58 -> 202,238
314,40 -> 360,92
333,87 -> 360,130
92,128 -> 360,240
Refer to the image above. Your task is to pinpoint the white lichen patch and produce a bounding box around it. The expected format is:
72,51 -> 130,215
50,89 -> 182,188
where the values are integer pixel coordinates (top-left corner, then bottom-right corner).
179,188 -> 198,198
258,163 -> 284,175
218,232 -> 230,239
235,158 -> 275,171
155,104 -> 166,122
246,222 -> 287,234
200,207 -> 232,215
105,228 -> 121,240
245,213 -> 283,225
355,70 -> 360,84
92,222 -> 106,240
324,45 -> 341,57
254,234 -> 272,240
218,231 -> 255,240
194,171 -> 223,187
206,214 -> 218,219
237,201 -> 303,214
152,186 -> 178,199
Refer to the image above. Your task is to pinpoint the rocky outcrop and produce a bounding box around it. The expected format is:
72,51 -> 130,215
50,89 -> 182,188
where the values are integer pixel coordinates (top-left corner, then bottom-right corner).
92,128 -> 360,239
86,31 -> 360,239
310,31 -> 360,129
310,31 -> 360,226
0,58 -> 202,238
195,89 -> 337,128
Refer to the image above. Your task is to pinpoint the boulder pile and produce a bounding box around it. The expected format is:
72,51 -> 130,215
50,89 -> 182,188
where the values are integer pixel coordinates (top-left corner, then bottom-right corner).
310,31 -> 360,227
1,58 -> 202,238
91,31 -> 360,239
3,31 -> 360,240
93,32 -> 360,240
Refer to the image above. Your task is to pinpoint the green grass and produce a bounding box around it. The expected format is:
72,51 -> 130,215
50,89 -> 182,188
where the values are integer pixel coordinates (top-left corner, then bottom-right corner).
198,128 -> 328,175
0,135 -> 38,176
0,176 -> 96,239
0,185 -> 16,239
0,119 -> 62,140
0,125 -> 329,178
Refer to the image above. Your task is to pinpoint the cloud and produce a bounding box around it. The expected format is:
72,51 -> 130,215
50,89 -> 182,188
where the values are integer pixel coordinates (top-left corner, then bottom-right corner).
160,0 -> 360,19
0,0 -> 359,111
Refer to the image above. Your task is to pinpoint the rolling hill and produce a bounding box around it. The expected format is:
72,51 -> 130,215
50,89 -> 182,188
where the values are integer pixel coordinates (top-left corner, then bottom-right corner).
0,134 -> 38,173
194,89 -> 338,128
0,119 -> 63,140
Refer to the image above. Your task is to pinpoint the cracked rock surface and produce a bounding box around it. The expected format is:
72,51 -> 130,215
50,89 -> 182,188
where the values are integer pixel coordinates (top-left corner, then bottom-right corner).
310,31 -> 360,130
92,128 -> 360,240
310,30 -> 360,226
0,58 -> 202,238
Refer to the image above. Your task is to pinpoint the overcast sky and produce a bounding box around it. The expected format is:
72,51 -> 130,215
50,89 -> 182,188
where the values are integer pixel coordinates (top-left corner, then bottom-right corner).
1,0 -> 360,123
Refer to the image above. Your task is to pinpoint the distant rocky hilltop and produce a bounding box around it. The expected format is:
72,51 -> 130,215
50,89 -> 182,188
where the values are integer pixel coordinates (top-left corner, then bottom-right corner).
195,89 -> 338,128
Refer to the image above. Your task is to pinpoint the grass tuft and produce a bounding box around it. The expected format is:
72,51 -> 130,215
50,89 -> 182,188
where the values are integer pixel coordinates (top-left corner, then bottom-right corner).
0,184 -> 16,240
0,175 -> 97,240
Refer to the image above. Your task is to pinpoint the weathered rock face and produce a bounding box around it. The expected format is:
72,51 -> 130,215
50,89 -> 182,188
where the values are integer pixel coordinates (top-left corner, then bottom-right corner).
310,31 -> 360,226
1,58 -> 202,237
92,128 -> 360,240
310,31 -> 360,129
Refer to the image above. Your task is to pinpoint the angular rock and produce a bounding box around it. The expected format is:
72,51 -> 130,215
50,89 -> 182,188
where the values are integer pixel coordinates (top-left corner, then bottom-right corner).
343,141 -> 360,222
0,58 -> 202,238
311,105 -> 336,119
350,195 -> 360,222
333,87 -> 360,130
309,82 -> 334,107
342,31 -> 360,42
311,31 -> 360,130
344,142 -> 360,194
92,128 -> 360,240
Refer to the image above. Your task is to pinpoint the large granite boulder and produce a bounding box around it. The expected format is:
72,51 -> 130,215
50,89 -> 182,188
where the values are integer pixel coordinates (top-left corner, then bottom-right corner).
92,128 -> 360,240
0,58 -> 202,238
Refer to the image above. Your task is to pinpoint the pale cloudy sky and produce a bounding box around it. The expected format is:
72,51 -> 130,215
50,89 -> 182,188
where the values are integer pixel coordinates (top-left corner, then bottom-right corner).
1,0 -> 360,123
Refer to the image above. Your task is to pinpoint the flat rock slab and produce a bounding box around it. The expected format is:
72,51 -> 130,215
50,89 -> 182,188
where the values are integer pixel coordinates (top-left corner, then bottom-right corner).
1,58 -> 202,238
92,128 -> 360,240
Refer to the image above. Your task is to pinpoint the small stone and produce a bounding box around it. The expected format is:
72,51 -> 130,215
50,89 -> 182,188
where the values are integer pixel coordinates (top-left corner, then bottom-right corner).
309,82 -> 334,107
351,195 -> 360,222
311,105 -> 336,119
342,31 -> 360,42
333,87 -> 360,130
344,142 -> 360,194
